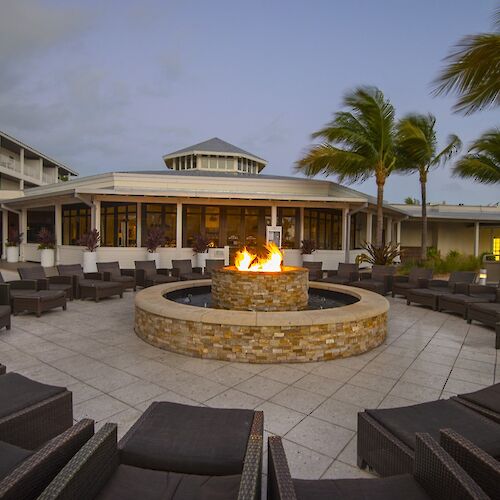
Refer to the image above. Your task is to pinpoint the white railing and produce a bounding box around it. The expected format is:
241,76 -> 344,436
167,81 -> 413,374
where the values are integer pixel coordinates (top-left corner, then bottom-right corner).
42,170 -> 57,184
0,155 -> 21,173
23,163 -> 41,180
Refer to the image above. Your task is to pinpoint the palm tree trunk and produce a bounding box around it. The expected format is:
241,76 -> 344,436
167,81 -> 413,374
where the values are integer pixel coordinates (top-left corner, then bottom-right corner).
420,169 -> 427,260
376,180 -> 384,247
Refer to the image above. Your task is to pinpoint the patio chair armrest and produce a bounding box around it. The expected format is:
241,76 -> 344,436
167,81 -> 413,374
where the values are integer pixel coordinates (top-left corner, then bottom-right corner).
157,268 -> 171,276
414,433 -> 488,500
0,419 -> 95,500
38,423 -> 119,500
326,270 -> 339,277
267,436 -> 297,500
239,411 -> 263,500
0,283 -> 10,305
8,279 -> 37,290
393,275 -> 409,283
454,282 -> 469,294
467,284 -> 495,295
84,272 -> 103,280
48,275 -> 73,286
121,269 -> 135,277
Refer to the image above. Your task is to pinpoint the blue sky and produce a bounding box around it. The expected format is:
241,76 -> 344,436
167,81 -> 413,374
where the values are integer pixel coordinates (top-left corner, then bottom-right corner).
0,0 -> 498,204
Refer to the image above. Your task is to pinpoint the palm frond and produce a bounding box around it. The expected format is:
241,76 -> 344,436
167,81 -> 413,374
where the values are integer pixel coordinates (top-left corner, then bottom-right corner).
431,134 -> 462,167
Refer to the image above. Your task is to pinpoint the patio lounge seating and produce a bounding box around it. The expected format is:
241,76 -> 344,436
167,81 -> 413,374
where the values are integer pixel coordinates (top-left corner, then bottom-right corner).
392,267 -> 433,298
357,383 -> 500,477
466,289 -> 500,348
18,265 -> 74,300
438,283 -> 498,318
134,260 -> 178,287
0,371 -> 73,450
302,261 -> 323,281
0,281 -> 11,330
172,259 -> 204,280
321,263 -> 359,285
406,271 -> 477,311
453,382 -> 500,423
0,419 -> 94,500
56,264 -> 123,301
268,433 -> 488,500
204,258 -> 225,277
350,265 -> 396,295
40,402 -> 263,500
97,261 -> 136,291
439,428 -> 500,500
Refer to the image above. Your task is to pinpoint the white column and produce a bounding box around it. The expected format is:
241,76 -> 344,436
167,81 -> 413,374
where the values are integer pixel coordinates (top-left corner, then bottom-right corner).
136,202 -> 142,248
474,221 -> 480,257
176,202 -> 182,249
20,208 -> 27,262
39,158 -> 43,183
54,202 -> 62,264
386,217 -> 393,244
1,210 -> 8,259
396,221 -> 401,245
55,167 -> 59,183
299,207 -> 305,242
19,148 -> 24,190
91,200 -> 101,232
366,212 -> 373,244
341,208 -> 349,252
271,205 -> 277,226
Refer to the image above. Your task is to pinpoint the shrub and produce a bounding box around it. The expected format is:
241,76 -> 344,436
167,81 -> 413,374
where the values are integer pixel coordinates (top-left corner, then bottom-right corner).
145,227 -> 167,253
301,239 -> 316,255
36,227 -> 55,250
6,228 -> 23,247
77,229 -> 100,252
192,234 -> 210,254
399,249 -> 481,275
356,242 -> 401,265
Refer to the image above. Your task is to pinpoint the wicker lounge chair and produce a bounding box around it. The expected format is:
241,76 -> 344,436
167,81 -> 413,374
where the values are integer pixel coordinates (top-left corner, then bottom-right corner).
0,372 -> 73,450
452,382 -> 500,424
439,428 -> 500,499
134,260 -> 178,287
0,419 -> 94,500
17,265 -> 73,300
392,267 -> 433,298
40,402 -> 263,500
438,284 -> 498,318
0,282 -> 11,330
268,433 -> 488,500
302,261 -> 323,281
204,258 -> 225,277
350,265 -> 396,295
466,289 -> 500,348
407,271 -> 477,311
56,264 -> 123,301
97,261 -> 136,291
321,263 -> 359,285
357,392 -> 500,477
172,259 -> 204,280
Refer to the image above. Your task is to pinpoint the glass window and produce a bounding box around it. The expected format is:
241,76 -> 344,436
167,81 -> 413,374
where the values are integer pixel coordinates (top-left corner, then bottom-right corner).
27,207 -> 55,243
62,203 -> 91,245
209,156 -> 217,169
100,202 -> 137,247
201,156 -> 208,168
278,208 -> 300,248
183,205 -> 202,247
141,203 -> 176,247
304,208 -> 342,250
204,207 -> 220,247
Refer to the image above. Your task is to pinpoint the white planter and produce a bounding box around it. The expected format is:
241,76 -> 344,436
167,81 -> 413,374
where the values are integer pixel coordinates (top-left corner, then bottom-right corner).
40,248 -> 55,268
302,253 -> 315,263
196,252 -> 208,271
82,251 -> 97,273
6,246 -> 19,263
147,252 -> 160,268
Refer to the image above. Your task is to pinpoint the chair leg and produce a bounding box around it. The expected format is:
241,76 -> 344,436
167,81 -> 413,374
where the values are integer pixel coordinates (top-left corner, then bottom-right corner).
63,304 -> 67,311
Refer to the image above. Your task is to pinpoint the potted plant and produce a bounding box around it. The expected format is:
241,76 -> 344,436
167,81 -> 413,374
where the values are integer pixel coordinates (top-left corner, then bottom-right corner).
301,239 -> 317,263
5,228 -> 23,263
37,227 -> 56,268
144,227 -> 167,267
77,229 -> 100,272
192,234 -> 210,270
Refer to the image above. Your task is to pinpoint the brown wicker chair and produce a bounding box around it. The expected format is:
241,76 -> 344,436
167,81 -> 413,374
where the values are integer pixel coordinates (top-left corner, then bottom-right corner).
321,263 -> 359,285
0,419 -> 94,500
56,264 -> 123,302
440,428 -> 500,500
452,383 -> 500,424
392,267 -> 433,298
350,265 -> 396,295
134,260 -> 178,287
438,284 -> 498,319
268,433 -> 488,500
17,265 -> 73,300
302,261 -> 323,281
0,372 -> 73,450
172,259 -> 204,280
407,271 -> 477,311
40,402 -> 263,500
466,289 -> 500,348
97,261 -> 136,291
0,282 -> 11,330
204,258 -> 225,277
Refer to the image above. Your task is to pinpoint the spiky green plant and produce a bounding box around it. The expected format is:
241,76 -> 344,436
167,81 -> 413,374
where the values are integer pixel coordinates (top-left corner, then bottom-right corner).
355,242 -> 401,266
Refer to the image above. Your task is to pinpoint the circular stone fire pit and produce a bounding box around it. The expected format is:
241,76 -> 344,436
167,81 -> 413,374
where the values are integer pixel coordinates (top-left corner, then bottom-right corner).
212,266 -> 308,311
134,279 -> 389,363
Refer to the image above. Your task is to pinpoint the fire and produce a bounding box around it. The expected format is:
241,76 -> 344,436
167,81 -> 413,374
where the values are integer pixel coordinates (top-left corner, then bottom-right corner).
234,242 -> 283,272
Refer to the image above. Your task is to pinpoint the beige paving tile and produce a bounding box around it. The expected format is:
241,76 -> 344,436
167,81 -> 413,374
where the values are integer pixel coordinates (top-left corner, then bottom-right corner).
256,401 -> 305,436
260,365 -> 306,384
109,380 -> 166,406
205,389 -> 263,409
281,439 -> 333,479
331,384 -> 386,409
389,381 -> 441,403
322,459 -> 375,479
271,386 -> 327,414
205,365 -> 255,386
444,378 -> 487,394
235,375 -> 287,399
292,374 -> 343,397
310,364 -> 358,383
74,394 -> 131,422
311,398 -> 363,431
348,371 -> 397,394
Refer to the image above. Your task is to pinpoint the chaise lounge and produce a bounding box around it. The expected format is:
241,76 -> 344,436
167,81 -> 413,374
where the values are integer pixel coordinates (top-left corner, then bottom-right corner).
391,267 -> 433,298
350,265 -> 396,295
438,283 -> 498,319
466,289 -> 500,348
134,260 -> 179,287
172,259 -> 205,280
204,258 -> 225,277
302,261 -> 323,281
321,263 -> 359,285
97,261 -> 136,291
0,281 -> 11,330
18,265 -> 74,300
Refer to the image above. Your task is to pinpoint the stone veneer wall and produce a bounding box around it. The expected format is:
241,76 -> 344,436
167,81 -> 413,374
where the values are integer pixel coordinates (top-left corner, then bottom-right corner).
135,307 -> 387,363
212,266 -> 308,311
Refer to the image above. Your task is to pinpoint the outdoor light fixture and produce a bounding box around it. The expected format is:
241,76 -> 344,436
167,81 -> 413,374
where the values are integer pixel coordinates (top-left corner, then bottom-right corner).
479,268 -> 487,285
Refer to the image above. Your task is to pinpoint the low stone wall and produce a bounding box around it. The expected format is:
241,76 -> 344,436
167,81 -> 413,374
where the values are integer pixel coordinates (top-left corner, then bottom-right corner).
212,266 -> 308,311
134,281 -> 389,363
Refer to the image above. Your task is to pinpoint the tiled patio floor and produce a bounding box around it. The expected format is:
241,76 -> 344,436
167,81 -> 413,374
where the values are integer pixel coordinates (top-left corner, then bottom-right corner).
0,276 -> 498,489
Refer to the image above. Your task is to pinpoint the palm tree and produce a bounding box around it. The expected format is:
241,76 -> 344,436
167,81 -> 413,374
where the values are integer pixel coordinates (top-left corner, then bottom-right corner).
453,128 -> 500,184
397,114 -> 461,260
434,7 -> 500,114
296,86 -> 397,247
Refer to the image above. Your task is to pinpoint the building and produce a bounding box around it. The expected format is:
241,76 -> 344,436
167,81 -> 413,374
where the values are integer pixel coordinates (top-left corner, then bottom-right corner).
0,130 -> 78,257
395,203 -> 500,259
2,137 -> 407,268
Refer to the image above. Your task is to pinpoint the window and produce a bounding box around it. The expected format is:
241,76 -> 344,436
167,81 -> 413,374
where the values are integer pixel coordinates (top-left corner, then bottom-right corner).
350,212 -> 367,250
141,203 -> 176,247
27,207 -> 55,243
100,202 -> 137,247
277,208 -> 300,248
304,208 -> 342,250
62,203 -> 91,245
493,237 -> 500,261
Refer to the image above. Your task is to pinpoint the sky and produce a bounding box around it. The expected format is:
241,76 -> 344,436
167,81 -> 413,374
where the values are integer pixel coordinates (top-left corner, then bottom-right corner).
0,0 -> 499,204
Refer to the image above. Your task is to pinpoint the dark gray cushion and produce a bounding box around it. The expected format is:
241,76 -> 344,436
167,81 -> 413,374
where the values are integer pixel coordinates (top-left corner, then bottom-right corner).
293,474 -> 429,500
371,265 -> 395,281
97,262 -> 122,280
119,402 -> 253,476
148,274 -> 178,284
410,288 -> 447,297
57,264 -> 84,278
172,260 -> 193,275
9,290 -> 66,301
96,464 -> 241,500
468,302 -> 500,317
0,440 -> 33,480
78,280 -> 120,290
458,383 -> 500,415
366,399 -> 500,459
442,293 -> 495,305
179,272 -> 204,281
0,373 -> 66,419
321,276 -> 350,285
0,305 -> 10,317
18,266 -> 46,280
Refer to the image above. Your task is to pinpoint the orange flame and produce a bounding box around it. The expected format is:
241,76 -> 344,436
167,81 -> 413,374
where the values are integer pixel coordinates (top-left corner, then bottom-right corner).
234,242 -> 283,272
